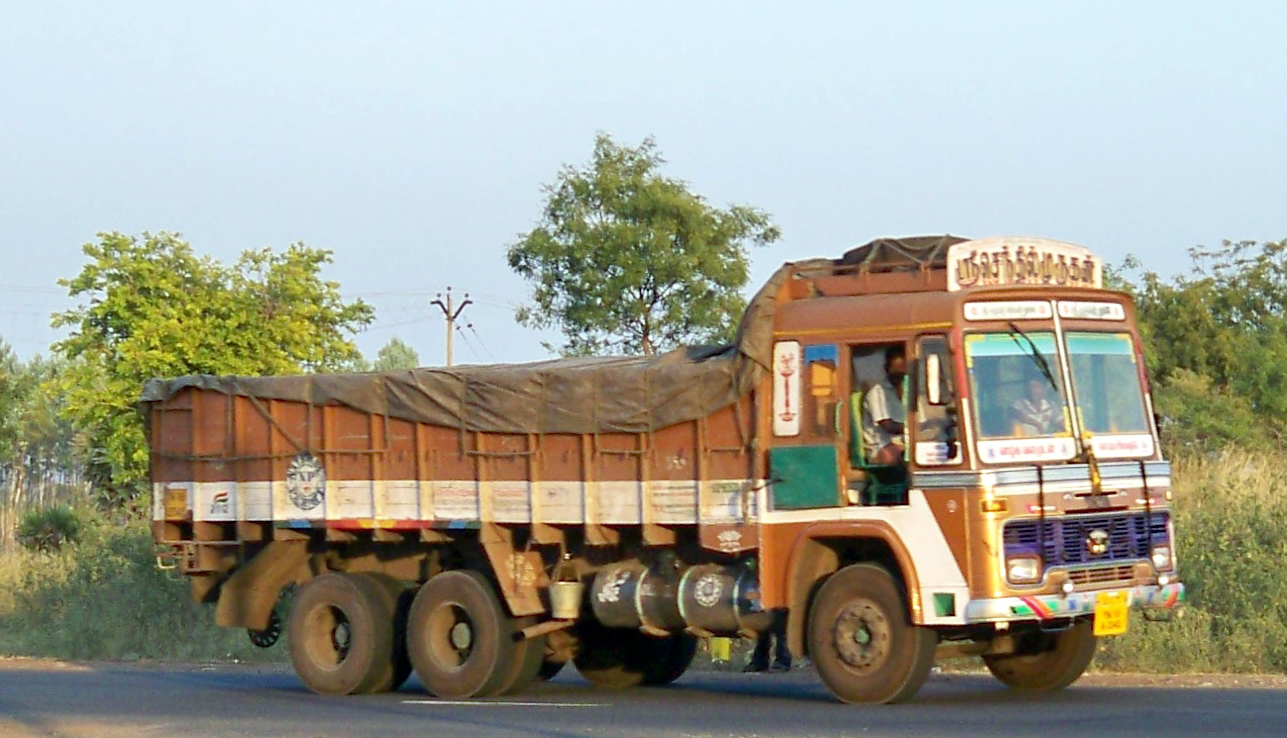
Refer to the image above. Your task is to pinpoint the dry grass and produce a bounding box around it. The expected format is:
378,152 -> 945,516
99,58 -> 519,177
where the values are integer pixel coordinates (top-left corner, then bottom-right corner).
1098,448 -> 1287,672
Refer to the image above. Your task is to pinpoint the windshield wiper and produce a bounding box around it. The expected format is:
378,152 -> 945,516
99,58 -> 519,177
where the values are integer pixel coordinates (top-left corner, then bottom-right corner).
1006,321 -> 1059,392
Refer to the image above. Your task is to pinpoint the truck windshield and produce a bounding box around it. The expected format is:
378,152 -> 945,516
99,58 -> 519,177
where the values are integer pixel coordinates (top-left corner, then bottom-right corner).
1065,332 -> 1150,435
964,331 -> 1071,440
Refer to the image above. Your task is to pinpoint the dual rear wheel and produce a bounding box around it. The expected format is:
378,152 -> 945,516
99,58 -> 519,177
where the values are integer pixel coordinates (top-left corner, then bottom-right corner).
287,569 -> 542,697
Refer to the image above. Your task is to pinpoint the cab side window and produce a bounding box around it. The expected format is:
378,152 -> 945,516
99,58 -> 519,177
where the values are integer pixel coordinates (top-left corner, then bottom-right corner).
803,344 -> 840,441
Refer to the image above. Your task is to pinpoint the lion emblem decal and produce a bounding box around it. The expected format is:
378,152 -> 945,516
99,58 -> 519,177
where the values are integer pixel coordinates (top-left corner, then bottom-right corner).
286,453 -> 326,511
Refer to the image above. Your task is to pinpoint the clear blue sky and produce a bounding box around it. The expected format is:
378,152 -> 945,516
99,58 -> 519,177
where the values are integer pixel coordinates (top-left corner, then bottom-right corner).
2,2 -> 1283,365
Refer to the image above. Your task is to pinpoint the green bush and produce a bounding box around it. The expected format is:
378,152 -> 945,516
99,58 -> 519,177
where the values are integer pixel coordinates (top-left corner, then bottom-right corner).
0,515 -> 283,662
16,505 -> 82,553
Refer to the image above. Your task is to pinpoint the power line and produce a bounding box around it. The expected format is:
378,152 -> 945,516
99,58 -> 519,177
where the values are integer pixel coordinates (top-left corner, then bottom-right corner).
467,324 -> 497,362
454,324 -> 482,363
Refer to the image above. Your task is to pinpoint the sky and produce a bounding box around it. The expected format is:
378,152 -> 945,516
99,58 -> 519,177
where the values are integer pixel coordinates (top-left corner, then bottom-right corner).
2,2 -> 1284,365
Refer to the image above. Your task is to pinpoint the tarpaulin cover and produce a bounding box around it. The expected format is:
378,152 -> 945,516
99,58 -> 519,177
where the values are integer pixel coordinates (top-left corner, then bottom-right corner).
835,234 -> 968,271
140,256 -> 838,434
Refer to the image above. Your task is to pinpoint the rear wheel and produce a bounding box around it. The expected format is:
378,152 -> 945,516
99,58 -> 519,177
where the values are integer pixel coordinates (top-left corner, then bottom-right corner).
983,619 -> 1096,691
407,570 -> 520,699
495,618 -> 546,695
287,573 -> 394,695
355,572 -> 413,692
807,564 -> 937,704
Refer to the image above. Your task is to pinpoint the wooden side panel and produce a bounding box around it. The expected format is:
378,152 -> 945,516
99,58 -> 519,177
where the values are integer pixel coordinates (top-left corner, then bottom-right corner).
426,424 -> 476,520
486,432 -> 532,523
593,433 -> 642,525
149,385 -> 764,546
384,417 -> 419,520
648,421 -> 699,525
535,434 -> 584,524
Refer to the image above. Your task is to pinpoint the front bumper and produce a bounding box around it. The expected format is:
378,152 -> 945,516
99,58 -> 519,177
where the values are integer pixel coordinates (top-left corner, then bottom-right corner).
962,581 -> 1185,623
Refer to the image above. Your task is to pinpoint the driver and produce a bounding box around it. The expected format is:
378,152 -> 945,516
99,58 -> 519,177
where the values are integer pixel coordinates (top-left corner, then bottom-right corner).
1011,377 -> 1059,436
861,346 -> 907,464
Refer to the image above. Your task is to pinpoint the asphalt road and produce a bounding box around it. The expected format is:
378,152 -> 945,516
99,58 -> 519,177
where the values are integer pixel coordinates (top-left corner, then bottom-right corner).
2,660 -> 1285,738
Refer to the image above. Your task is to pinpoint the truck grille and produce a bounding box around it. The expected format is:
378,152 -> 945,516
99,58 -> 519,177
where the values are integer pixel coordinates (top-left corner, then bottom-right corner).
1067,564 -> 1137,586
1003,512 -> 1169,567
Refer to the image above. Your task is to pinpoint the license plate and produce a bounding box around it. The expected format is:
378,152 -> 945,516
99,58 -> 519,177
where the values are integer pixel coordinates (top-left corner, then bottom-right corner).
1093,590 -> 1129,636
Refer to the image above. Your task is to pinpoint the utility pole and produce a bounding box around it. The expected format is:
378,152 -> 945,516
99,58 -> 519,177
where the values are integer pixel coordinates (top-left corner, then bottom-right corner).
430,287 -> 472,366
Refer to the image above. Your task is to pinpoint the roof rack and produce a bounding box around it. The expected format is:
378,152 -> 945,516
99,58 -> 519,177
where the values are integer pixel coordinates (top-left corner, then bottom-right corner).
788,235 -> 969,298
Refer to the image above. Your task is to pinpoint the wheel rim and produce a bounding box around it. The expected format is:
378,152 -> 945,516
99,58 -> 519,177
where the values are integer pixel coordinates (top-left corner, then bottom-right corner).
302,604 -> 353,671
833,598 -> 892,674
426,601 -> 475,670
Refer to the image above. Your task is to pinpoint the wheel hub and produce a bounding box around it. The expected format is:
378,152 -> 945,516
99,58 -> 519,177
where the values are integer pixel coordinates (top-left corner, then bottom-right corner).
833,599 -> 890,673
332,621 -> 351,655
450,621 -> 474,651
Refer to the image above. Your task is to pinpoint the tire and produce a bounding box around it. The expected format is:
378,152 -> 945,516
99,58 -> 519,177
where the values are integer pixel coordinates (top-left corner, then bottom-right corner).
572,620 -> 650,690
807,564 -> 937,704
407,570 -> 521,699
287,573 -> 395,696
983,619 -> 1096,691
355,572 -> 414,692
495,617 -> 546,695
643,633 -> 698,686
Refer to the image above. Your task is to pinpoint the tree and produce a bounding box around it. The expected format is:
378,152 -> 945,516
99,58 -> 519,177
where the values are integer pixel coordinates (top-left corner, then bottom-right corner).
373,336 -> 420,371
0,345 -> 83,546
507,133 -> 781,356
52,232 -> 375,509
1120,239 -> 1287,450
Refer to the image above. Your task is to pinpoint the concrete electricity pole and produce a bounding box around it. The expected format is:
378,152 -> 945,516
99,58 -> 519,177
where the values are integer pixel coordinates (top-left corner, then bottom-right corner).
430,287 -> 472,366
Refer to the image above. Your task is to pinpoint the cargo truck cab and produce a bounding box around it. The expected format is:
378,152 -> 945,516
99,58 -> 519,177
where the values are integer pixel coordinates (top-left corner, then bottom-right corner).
761,236 -> 1183,701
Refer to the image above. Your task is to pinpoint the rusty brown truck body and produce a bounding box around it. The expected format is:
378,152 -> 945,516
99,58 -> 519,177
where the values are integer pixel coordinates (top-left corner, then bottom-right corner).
147,235 -> 1184,703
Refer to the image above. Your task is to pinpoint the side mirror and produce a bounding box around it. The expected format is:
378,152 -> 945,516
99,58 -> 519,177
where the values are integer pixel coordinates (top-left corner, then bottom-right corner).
927,354 -> 945,406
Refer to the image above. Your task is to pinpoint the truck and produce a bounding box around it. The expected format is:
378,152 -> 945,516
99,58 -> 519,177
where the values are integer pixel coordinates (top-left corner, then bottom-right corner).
146,235 -> 1185,704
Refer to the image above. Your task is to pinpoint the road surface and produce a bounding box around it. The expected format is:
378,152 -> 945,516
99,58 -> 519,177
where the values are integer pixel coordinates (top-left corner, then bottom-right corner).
2,659 -> 1284,738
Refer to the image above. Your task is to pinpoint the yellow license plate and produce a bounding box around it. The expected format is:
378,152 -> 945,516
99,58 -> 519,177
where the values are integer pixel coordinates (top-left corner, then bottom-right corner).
1093,591 -> 1129,636
163,487 -> 189,519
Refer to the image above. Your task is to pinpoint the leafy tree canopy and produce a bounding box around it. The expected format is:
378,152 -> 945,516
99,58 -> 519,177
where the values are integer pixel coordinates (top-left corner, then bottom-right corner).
1119,239 -> 1287,450
507,133 -> 781,356
52,232 -> 374,508
373,336 -> 420,371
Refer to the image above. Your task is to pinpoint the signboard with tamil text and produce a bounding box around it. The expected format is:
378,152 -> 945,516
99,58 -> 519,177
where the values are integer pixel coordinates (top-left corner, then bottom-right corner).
948,238 -> 1102,292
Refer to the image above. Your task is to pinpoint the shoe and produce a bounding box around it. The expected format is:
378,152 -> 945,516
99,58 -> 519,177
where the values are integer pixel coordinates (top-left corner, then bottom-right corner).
743,662 -> 768,673
768,661 -> 791,673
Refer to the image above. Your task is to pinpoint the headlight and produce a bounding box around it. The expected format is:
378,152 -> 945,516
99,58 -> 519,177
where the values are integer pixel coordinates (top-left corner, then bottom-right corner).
1006,555 -> 1043,584
1150,544 -> 1173,571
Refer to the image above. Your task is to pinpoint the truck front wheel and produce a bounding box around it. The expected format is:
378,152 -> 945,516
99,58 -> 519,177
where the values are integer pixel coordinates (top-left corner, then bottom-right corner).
406,570 -> 521,699
807,564 -> 936,704
983,619 -> 1096,690
287,573 -> 395,695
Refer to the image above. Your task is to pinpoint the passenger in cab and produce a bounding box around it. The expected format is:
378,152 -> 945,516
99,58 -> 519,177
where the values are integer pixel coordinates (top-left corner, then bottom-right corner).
862,346 -> 907,464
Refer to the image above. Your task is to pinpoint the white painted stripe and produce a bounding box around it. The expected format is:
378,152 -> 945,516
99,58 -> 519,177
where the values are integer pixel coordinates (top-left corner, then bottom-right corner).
154,478 -> 764,525
401,700 -> 605,708
759,489 -> 969,625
